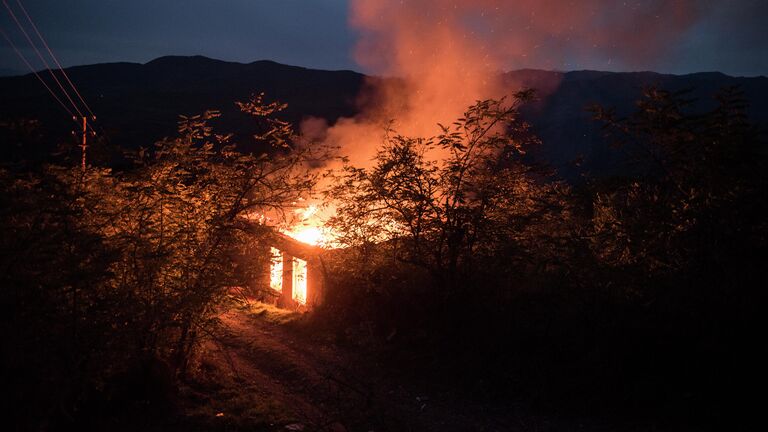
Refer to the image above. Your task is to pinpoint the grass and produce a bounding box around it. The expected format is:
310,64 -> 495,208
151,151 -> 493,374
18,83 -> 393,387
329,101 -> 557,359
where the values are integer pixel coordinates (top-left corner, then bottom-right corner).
239,301 -> 304,325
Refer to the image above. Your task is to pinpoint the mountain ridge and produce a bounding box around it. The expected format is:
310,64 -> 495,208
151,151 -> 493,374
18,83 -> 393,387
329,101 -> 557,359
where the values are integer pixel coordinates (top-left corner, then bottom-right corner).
1,55 -> 766,175
10,55 -> 765,80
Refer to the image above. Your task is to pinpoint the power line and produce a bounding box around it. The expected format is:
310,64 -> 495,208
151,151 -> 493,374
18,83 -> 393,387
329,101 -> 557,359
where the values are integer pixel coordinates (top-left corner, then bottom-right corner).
2,0 -> 85,120
14,0 -> 95,120
0,24 -> 77,120
7,0 -> 100,137
2,0 -> 101,170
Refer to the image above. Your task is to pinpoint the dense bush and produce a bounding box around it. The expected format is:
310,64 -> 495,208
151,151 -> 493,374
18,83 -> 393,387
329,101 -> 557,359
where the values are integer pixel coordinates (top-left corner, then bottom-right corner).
2,84 -> 764,429
317,87 -> 767,426
0,96 -> 320,430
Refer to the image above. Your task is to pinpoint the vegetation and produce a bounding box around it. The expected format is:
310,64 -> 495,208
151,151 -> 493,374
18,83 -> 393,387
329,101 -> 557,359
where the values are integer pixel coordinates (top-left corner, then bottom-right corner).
328,92 -> 571,288
1,85 -> 765,430
0,96 -> 322,429
318,86 -> 767,427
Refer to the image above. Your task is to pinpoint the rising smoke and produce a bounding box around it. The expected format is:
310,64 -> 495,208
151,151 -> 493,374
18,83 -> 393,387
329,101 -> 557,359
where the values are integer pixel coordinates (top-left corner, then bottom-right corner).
302,0 -> 706,170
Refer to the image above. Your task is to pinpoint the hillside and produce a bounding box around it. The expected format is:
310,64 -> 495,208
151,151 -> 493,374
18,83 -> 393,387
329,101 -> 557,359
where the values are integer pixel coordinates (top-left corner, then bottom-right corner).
0,56 -> 365,161
506,69 -> 768,176
1,55 -> 766,175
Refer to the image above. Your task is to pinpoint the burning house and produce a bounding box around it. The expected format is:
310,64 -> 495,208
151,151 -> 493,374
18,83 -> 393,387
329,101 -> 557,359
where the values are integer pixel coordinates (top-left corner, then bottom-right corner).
263,231 -> 326,310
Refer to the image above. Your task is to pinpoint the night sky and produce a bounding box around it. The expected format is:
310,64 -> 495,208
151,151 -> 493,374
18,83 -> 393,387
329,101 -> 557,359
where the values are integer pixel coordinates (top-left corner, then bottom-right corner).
1,0 -> 766,77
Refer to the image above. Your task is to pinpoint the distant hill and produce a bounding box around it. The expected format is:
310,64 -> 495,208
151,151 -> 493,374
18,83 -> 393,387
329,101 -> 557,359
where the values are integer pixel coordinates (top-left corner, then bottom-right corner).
504,69 -> 768,177
0,56 -> 365,161
1,55 -> 766,176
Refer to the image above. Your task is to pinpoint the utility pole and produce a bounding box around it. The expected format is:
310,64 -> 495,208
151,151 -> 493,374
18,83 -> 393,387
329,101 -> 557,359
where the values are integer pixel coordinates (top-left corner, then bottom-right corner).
80,115 -> 87,171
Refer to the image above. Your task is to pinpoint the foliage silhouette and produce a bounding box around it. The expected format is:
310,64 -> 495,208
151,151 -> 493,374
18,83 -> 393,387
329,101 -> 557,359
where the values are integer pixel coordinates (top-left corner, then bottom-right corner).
0,95 -> 323,429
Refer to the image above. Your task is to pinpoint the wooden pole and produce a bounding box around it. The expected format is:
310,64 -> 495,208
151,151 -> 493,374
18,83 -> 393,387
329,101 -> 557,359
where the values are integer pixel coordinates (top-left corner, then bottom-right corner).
80,116 -> 87,171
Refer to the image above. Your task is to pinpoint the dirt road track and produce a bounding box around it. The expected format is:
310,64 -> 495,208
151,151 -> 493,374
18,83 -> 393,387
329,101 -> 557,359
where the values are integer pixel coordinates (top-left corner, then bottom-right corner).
182,304 -> 605,432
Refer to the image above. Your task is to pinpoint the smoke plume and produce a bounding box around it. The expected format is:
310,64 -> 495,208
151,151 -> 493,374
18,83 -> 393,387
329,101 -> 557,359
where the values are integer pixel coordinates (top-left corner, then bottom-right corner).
303,0 -> 706,170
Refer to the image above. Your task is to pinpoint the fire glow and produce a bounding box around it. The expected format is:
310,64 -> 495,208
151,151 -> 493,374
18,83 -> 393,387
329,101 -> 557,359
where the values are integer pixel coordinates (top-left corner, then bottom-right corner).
287,226 -> 324,246
302,0 -> 703,175
272,0 -> 702,307
291,257 -> 307,305
284,204 -> 336,247
269,247 -> 283,292
269,247 -> 308,305
268,205 -> 332,306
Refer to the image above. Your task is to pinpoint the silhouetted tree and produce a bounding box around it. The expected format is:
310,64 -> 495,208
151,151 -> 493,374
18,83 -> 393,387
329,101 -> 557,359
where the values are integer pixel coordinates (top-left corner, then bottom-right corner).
0,95 -> 322,429
591,86 -> 767,284
327,93 -> 573,296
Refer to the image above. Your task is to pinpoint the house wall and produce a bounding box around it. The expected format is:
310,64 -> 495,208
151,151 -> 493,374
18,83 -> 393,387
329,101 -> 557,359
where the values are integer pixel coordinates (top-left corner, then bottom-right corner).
307,258 -> 324,308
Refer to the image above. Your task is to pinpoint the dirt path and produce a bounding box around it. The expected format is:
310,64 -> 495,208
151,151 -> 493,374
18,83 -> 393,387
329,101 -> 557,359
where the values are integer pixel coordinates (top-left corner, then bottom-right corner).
181,303 -> 594,432
216,306 -> 380,430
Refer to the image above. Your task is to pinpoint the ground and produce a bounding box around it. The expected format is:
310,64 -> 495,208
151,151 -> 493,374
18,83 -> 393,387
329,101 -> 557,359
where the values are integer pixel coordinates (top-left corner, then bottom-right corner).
164,302 -> 634,432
